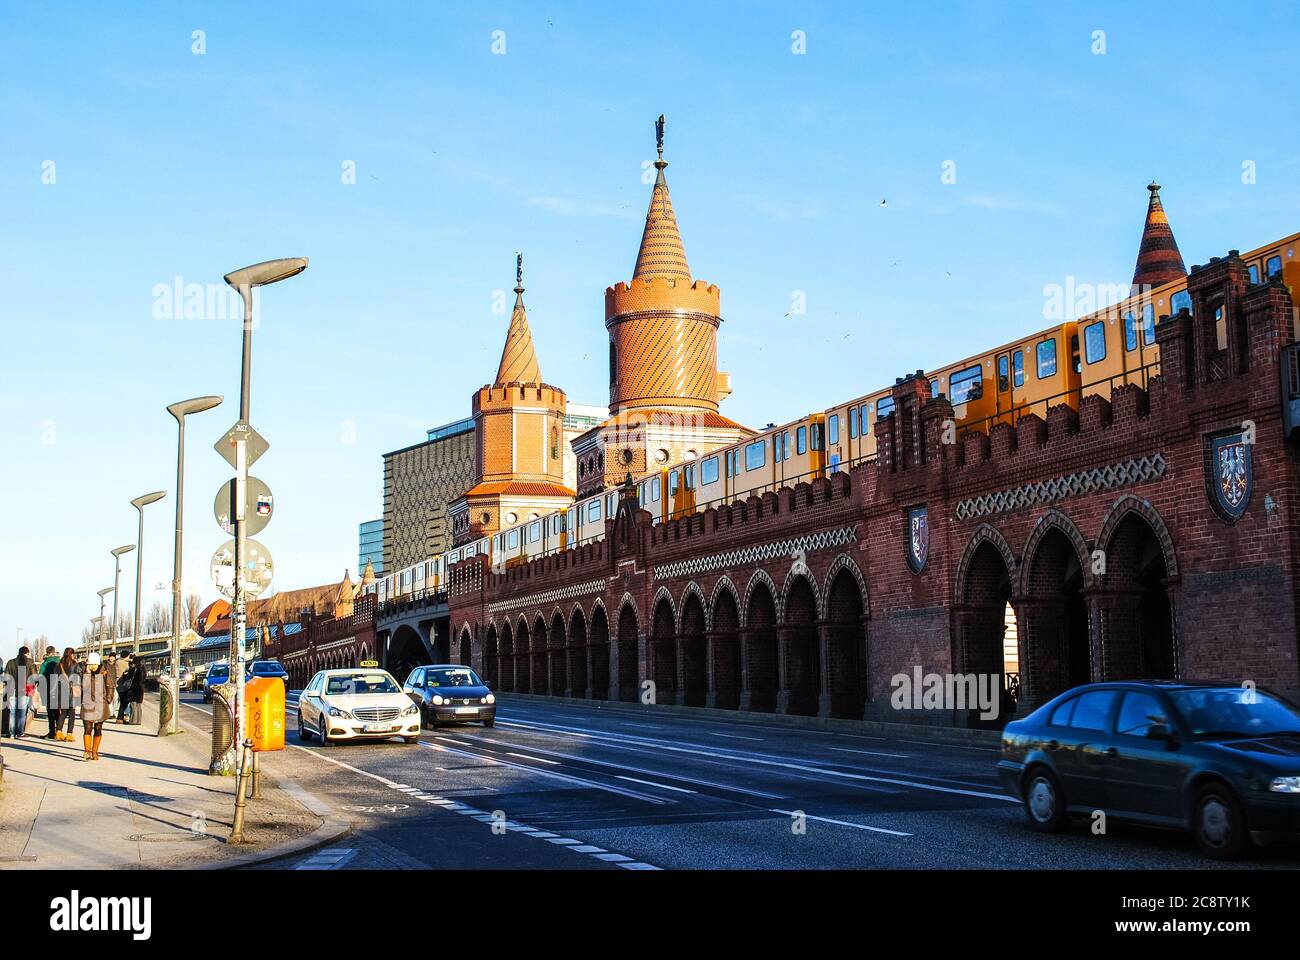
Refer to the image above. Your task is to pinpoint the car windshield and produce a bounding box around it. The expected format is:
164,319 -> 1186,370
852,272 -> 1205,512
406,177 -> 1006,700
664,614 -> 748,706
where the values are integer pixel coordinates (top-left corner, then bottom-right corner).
1169,688 -> 1300,738
208,666 -> 228,678
252,663 -> 285,674
325,673 -> 399,696
425,668 -> 482,687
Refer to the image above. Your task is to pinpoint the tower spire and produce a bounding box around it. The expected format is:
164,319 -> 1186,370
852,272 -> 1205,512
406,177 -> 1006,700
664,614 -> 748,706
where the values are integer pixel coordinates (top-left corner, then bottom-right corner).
1132,181 -> 1187,288
633,114 -> 691,281
494,251 -> 542,385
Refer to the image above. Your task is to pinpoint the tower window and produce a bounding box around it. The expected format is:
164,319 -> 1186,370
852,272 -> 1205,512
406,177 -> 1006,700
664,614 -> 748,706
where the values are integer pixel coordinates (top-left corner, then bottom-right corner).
609,342 -> 617,386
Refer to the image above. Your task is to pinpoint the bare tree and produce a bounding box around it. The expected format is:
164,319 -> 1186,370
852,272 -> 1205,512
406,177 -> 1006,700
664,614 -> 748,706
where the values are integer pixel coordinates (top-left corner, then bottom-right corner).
115,610 -> 133,640
145,601 -> 171,635
184,593 -> 203,631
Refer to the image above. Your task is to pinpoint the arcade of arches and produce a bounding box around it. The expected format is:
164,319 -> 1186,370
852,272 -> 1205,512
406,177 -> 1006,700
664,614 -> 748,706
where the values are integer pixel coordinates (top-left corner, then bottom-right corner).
472,502 -> 1179,726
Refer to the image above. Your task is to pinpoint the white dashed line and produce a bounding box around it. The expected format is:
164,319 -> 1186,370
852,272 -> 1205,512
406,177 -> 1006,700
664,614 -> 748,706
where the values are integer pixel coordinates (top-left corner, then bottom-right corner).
770,808 -> 912,837
616,775 -> 697,794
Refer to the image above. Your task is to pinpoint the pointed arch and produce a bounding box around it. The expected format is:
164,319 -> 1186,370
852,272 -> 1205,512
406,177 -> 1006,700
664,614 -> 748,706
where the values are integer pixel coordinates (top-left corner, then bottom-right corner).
955,523 -> 1019,602
742,569 -> 780,629
651,586 -> 677,629
708,576 -> 740,633
1018,508 -> 1094,596
678,581 -> 708,634
1095,494 -> 1179,581
780,568 -> 821,625
822,554 -> 869,620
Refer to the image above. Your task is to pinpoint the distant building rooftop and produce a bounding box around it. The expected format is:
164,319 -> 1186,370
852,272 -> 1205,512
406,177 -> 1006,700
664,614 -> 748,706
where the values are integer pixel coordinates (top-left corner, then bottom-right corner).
427,417 -> 475,442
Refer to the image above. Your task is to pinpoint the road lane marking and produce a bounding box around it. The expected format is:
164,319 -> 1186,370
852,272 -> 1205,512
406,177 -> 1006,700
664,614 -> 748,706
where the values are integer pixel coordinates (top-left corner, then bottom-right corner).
498,718 -> 1016,803
506,752 -> 560,765
296,847 -> 356,870
446,729 -> 786,800
828,747 -> 910,759
616,775 -> 697,794
770,809 -> 913,837
708,732 -> 764,741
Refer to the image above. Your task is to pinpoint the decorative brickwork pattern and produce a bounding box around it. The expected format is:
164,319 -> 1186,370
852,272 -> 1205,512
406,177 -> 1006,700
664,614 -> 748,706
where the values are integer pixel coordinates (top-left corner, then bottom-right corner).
653,526 -> 858,580
954,454 -> 1166,521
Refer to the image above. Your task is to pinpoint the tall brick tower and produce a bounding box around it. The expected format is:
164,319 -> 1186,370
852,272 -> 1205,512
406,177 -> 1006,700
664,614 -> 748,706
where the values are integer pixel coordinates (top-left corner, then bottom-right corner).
572,117 -> 751,496
1132,181 -> 1187,288
448,255 -> 574,547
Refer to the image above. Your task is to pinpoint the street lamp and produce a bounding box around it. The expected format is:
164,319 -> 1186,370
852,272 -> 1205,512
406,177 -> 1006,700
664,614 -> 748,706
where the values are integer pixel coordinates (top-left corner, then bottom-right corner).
110,545 -> 134,656
90,616 -> 105,658
162,395 -> 223,735
222,257 -> 306,839
95,588 -> 113,656
130,492 -> 166,657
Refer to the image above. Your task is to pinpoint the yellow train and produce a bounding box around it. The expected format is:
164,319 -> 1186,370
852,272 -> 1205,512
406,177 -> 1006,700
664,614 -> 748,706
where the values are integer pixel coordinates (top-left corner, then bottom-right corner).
366,233 -> 1300,604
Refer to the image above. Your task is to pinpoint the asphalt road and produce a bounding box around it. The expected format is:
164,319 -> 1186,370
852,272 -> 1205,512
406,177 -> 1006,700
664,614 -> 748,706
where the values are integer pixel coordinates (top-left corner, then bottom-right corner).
177,691 -> 1298,870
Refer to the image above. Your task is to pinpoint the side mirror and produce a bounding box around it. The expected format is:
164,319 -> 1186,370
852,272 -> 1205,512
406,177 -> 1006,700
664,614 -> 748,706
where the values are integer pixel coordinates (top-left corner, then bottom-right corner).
1146,723 -> 1175,743
403,686 -> 415,695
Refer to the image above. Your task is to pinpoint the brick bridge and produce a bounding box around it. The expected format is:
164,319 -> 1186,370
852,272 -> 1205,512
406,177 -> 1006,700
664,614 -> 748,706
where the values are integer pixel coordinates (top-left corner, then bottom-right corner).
445,253 -> 1300,727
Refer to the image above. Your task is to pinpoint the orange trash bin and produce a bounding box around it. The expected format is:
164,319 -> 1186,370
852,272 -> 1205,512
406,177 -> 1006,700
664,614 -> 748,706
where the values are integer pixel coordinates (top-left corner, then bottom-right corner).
245,676 -> 286,752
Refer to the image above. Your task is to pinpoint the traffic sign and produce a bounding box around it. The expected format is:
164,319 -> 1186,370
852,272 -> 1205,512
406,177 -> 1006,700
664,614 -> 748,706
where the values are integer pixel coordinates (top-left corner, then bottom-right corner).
214,476 -> 274,536
215,421 -> 269,470
209,538 -> 275,600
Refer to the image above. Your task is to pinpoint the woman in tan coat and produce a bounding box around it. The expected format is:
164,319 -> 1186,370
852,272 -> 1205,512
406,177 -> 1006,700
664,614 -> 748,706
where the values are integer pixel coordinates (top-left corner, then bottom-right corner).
79,653 -> 112,761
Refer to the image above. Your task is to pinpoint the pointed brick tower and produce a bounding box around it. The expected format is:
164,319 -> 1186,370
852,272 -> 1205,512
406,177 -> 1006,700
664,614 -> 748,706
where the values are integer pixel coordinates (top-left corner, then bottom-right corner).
571,117 -> 752,497
448,254 -> 573,549
1132,181 -> 1187,288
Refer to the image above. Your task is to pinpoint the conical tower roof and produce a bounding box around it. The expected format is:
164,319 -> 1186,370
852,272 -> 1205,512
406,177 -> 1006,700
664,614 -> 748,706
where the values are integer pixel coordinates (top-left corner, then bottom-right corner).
495,253 -> 542,385
1132,181 -> 1187,288
632,115 -> 691,281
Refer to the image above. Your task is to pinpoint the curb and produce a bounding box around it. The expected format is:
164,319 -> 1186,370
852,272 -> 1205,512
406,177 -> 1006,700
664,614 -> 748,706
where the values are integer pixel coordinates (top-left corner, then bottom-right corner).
202,815 -> 353,871
500,692 -> 1003,747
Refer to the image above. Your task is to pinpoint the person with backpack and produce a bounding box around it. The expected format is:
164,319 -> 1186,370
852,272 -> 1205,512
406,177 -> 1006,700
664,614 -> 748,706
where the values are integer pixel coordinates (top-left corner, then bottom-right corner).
40,646 -> 66,740
4,647 -> 36,739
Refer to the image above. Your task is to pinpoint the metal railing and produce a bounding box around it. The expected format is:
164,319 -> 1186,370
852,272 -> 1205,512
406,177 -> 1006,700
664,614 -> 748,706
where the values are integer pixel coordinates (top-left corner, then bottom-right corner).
955,361 -> 1159,440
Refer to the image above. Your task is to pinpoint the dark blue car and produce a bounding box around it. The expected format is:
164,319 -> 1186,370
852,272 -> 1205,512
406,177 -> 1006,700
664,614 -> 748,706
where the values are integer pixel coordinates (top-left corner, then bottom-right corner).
246,659 -> 289,689
998,680 -> 1300,859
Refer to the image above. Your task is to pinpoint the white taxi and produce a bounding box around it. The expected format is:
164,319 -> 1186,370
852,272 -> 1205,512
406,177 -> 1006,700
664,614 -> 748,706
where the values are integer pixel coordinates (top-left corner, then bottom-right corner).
297,667 -> 422,745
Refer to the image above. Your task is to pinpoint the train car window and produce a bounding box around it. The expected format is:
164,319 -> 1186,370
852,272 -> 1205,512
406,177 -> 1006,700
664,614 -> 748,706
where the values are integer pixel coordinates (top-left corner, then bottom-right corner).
1083,322 -> 1107,364
1171,290 -> 1192,315
1142,304 -> 1156,345
507,529 -> 520,550
796,426 -> 807,454
685,463 -> 696,489
1071,334 -> 1082,374
607,493 -> 617,515
1214,305 -> 1227,351
1248,263 -> 1260,284
669,469 -> 680,496
588,499 -> 602,522
830,453 -> 841,473
702,455 -> 720,485
810,424 -> 824,451
1013,351 -> 1024,387
949,366 -> 983,404
745,440 -> 766,470
1037,339 -> 1057,378
1123,313 -> 1137,351
727,449 -> 739,476
848,407 -> 858,438
860,405 -> 870,435
567,508 -> 576,530
828,414 -> 840,445
997,355 -> 1009,392
1267,255 -> 1283,279
929,380 -> 939,399
530,521 -> 542,543
651,476 -> 661,501
876,396 -> 895,420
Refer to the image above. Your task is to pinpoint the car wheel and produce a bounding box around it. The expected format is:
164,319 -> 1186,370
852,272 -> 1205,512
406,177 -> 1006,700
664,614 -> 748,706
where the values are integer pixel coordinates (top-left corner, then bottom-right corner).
1022,767 -> 1068,833
403,736 -> 420,744
318,717 -> 331,747
297,712 -> 312,742
1193,784 -> 1250,860
482,719 -> 495,728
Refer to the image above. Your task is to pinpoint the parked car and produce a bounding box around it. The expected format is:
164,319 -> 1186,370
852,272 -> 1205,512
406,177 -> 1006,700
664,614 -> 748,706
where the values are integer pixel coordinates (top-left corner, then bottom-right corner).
998,680 -> 1300,859
403,664 -> 496,728
202,662 -> 230,703
297,668 -> 421,745
246,659 -> 289,689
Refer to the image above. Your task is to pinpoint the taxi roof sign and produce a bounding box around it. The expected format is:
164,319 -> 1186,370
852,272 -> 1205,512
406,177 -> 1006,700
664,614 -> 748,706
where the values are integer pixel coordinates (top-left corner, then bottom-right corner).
359,660 -> 379,668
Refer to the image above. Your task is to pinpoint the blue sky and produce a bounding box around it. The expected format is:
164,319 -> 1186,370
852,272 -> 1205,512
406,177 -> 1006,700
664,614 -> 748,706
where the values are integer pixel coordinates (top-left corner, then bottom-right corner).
3,1 -> 1297,654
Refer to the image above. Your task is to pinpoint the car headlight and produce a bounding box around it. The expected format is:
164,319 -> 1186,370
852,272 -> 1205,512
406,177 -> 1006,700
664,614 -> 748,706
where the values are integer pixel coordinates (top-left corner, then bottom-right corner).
432,694 -> 445,705
328,706 -> 352,719
401,703 -> 419,716
483,694 -> 495,704
1269,776 -> 1300,793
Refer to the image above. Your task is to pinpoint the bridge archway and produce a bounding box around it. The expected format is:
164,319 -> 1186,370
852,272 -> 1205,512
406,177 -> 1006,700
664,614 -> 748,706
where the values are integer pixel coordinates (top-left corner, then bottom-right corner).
743,578 -> 779,713
499,622 -> 516,693
616,602 -> 639,702
1096,500 -> 1177,680
824,566 -> 867,718
549,611 -> 569,696
484,624 -> 499,689
954,526 -> 1019,723
1020,513 -> 1092,707
590,604 -> 610,700
387,624 -> 431,682
651,595 -> 677,705
710,583 -> 741,709
679,590 -> 707,707
568,607 -> 589,698
780,575 -> 821,716
458,626 -> 472,666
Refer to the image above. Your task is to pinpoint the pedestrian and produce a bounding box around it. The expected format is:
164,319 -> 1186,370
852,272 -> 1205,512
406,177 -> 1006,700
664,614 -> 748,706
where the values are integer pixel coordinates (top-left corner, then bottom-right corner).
40,647 -> 66,740
4,647 -> 37,739
61,649 -> 81,741
80,652 -> 111,761
110,653 -> 129,721
117,656 -> 143,724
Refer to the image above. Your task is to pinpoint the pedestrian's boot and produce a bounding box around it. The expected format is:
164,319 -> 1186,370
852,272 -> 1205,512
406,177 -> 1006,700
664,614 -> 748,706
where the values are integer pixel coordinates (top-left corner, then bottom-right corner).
82,735 -> 93,761
92,735 -> 102,760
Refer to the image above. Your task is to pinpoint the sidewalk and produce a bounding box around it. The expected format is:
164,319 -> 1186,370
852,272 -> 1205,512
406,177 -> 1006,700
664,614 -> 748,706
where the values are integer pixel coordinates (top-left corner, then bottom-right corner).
0,695 -> 342,870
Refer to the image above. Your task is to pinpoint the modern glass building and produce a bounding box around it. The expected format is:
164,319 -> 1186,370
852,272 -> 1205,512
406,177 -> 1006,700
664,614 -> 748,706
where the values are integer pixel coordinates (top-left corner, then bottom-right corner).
358,519 -> 384,574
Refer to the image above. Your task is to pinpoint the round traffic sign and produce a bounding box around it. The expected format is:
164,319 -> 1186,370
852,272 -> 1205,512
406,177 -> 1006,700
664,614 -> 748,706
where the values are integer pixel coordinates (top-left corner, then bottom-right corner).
214,476 -> 274,537
209,538 -> 275,599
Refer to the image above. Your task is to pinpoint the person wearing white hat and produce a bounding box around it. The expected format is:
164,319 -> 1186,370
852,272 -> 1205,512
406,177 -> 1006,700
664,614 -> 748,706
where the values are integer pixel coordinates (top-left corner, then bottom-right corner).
80,652 -> 111,761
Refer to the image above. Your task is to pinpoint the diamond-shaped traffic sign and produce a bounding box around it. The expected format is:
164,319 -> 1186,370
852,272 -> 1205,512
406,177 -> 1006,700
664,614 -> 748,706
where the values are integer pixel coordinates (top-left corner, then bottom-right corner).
215,421 -> 269,470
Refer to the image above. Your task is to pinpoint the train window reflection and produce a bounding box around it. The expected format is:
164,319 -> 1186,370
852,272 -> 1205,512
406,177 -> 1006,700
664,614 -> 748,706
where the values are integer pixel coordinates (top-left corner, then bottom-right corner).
745,440 -> 766,471
1084,321 -> 1106,364
1013,351 -> 1024,387
702,455 -> 719,485
1037,339 -> 1057,379
1267,255 -> 1283,278
949,366 -> 983,404
796,426 -> 807,454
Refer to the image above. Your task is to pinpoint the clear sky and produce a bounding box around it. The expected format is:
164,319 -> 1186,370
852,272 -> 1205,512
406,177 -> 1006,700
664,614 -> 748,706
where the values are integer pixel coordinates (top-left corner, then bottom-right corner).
3,1 -> 1297,656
